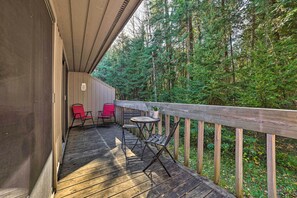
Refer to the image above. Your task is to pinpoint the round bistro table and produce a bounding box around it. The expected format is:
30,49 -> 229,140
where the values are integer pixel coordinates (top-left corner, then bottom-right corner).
130,116 -> 160,140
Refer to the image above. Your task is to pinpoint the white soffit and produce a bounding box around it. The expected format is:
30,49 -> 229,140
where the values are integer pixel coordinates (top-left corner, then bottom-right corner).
52,0 -> 142,73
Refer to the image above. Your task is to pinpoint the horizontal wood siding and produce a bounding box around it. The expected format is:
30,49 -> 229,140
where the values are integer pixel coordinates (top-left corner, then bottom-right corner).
68,72 -> 115,126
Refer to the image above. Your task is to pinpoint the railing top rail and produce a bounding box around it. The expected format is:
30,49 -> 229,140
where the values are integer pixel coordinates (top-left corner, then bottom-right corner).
115,100 -> 297,139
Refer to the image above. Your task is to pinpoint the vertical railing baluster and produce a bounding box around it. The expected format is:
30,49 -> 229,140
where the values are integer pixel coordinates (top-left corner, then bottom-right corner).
236,128 -> 243,198
214,124 -> 222,184
165,114 -> 170,136
146,111 -> 153,136
115,106 -> 118,124
152,124 -> 156,134
174,116 -> 180,160
116,106 -> 119,124
267,134 -> 277,198
197,121 -> 204,174
151,107 -> 156,134
158,113 -> 162,135
121,107 -> 123,125
184,118 -> 191,167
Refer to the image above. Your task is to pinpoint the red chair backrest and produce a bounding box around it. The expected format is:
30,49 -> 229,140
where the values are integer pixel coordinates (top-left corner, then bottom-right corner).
102,103 -> 115,116
72,104 -> 86,118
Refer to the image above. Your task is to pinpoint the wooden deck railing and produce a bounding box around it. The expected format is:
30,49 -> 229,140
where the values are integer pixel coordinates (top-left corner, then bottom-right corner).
114,100 -> 297,198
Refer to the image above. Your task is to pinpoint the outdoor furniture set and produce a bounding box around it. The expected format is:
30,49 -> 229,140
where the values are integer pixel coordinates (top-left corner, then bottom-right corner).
121,108 -> 180,177
70,103 -> 180,176
70,103 -> 115,128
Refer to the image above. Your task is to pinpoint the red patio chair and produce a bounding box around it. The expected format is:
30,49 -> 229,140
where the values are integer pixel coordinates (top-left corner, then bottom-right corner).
97,103 -> 115,125
70,103 -> 94,128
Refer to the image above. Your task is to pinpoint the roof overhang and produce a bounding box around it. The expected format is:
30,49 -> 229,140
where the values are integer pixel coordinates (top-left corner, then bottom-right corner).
51,0 -> 142,73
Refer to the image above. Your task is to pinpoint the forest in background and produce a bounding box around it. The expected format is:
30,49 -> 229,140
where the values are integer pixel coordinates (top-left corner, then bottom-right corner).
93,0 -> 297,109
93,0 -> 297,197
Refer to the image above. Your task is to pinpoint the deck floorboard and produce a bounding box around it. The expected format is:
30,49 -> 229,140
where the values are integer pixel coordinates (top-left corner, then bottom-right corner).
55,125 -> 234,198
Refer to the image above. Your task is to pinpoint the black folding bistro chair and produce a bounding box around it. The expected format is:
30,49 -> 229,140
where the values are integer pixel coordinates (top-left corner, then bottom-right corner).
142,119 -> 181,177
121,109 -> 142,157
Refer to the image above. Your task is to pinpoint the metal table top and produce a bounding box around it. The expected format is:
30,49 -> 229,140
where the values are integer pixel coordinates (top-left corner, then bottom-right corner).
130,116 -> 160,123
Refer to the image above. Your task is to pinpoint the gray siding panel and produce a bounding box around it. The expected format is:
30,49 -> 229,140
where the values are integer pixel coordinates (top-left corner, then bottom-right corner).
0,0 -> 53,196
68,72 -> 115,126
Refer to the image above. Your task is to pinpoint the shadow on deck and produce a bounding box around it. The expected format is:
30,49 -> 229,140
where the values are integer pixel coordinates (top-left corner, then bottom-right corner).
55,125 -> 234,198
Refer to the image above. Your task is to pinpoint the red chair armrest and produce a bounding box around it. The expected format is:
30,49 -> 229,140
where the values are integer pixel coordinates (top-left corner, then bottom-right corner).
85,111 -> 93,117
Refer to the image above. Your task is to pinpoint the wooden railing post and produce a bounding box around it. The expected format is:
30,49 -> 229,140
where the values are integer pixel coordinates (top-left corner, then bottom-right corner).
214,124 -> 222,184
120,107 -> 123,125
152,124 -> 156,134
121,107 -> 123,124
146,111 -> 155,134
197,121 -> 204,174
267,134 -> 277,198
116,106 -> 119,124
184,118 -> 191,167
236,128 -> 243,198
149,107 -> 156,134
114,106 -> 117,123
165,114 -> 170,136
174,116 -> 180,160
158,113 -> 162,135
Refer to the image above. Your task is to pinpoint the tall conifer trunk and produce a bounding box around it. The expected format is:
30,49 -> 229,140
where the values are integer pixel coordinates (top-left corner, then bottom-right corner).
186,0 -> 193,89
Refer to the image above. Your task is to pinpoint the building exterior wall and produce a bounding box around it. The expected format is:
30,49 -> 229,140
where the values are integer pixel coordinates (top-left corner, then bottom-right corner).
30,152 -> 53,198
52,21 -> 64,190
68,72 -> 116,126
0,0 -> 53,197
0,0 -> 116,197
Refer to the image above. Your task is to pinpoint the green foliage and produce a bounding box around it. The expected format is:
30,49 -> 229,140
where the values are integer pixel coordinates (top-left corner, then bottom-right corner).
169,128 -> 297,197
151,106 -> 159,111
92,33 -> 153,100
93,0 -> 297,196
93,0 -> 297,108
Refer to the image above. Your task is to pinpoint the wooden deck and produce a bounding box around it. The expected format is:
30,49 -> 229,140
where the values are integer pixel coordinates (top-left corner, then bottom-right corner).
55,125 -> 234,198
